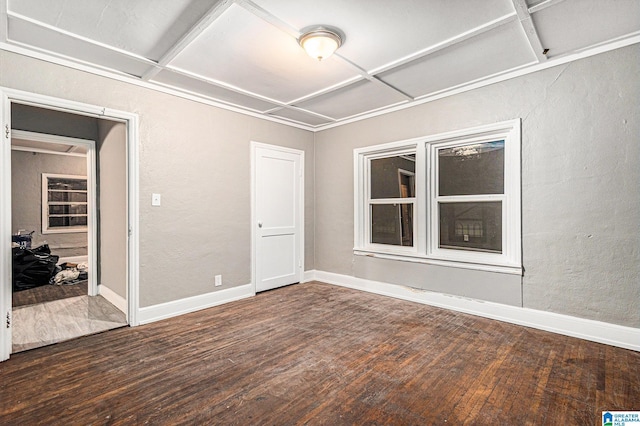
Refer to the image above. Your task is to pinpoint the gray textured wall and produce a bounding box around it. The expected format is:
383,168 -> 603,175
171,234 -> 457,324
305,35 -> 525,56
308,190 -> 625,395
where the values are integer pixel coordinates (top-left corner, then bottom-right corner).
0,50 -> 315,307
97,120 -> 127,299
315,45 -> 639,327
11,150 -> 88,257
2,44 -> 636,328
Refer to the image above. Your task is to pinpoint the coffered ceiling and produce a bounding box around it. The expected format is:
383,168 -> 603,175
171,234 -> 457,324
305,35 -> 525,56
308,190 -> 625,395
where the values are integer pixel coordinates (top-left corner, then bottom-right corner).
1,0 -> 639,130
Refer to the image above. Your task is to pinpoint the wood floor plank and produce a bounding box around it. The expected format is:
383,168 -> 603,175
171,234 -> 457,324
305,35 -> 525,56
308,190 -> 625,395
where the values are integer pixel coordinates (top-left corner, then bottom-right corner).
1,282 -> 638,425
12,281 -> 87,308
12,295 -> 126,352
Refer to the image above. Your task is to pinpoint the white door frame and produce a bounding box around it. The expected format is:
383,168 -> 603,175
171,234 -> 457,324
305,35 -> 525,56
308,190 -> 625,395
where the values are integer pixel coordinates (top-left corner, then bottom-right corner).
0,87 -> 140,361
250,141 -> 304,293
11,130 -> 99,297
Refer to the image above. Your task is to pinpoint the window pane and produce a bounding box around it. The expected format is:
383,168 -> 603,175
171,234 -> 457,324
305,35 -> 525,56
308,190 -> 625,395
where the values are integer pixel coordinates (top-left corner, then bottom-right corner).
49,215 -> 87,228
48,178 -> 87,191
69,216 -> 88,227
68,192 -> 87,203
48,191 -> 66,202
439,202 -> 502,253
371,203 -> 413,246
370,154 -> 415,199
49,217 -> 66,228
438,141 -> 504,196
48,191 -> 87,202
49,204 -> 88,215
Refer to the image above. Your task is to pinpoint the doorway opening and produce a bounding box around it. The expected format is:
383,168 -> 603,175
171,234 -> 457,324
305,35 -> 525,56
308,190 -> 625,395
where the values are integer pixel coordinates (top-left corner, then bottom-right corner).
11,122 -> 128,351
1,88 -> 140,361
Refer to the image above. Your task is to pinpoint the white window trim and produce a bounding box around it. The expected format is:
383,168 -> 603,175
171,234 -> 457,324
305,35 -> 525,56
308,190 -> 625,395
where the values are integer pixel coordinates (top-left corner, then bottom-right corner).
365,147 -> 418,255
354,119 -> 522,275
42,173 -> 88,234
355,141 -> 423,257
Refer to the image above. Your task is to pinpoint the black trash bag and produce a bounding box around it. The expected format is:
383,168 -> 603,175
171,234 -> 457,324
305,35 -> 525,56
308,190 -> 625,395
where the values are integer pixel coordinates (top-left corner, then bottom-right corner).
12,244 -> 59,292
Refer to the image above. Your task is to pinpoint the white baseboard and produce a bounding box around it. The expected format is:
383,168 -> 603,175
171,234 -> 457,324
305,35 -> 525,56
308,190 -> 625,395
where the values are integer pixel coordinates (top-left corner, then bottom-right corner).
138,284 -> 254,325
303,270 -> 315,283
98,284 -> 127,314
311,270 -> 640,352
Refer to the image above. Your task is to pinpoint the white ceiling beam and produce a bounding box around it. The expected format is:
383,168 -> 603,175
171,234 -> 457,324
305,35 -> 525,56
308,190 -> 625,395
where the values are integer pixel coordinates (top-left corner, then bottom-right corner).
160,65 -> 287,108
368,12 -> 518,77
528,0 -> 567,14
162,66 -> 364,118
7,12 -> 155,65
264,105 -> 337,122
331,13 -> 519,103
140,0 -> 234,81
331,54 -> 414,101
285,76 -> 365,106
512,0 -> 548,62
370,77 -> 414,100
0,0 -> 8,41
235,0 -> 300,39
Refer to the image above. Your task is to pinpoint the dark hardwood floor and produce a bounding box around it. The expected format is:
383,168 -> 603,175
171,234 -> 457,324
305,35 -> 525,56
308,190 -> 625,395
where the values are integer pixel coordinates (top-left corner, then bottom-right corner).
1,282 -> 638,425
12,281 -> 87,308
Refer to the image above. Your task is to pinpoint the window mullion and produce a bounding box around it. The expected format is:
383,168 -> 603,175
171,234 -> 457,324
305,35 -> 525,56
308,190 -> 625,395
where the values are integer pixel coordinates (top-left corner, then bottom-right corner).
436,194 -> 505,203
369,198 -> 416,204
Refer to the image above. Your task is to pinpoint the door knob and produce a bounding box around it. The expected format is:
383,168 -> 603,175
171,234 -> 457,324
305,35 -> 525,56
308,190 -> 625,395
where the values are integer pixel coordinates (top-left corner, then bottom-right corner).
258,221 -> 263,228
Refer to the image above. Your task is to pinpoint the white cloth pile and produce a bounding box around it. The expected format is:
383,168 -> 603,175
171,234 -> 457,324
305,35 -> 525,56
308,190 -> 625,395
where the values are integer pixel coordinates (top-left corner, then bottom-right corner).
53,262 -> 89,285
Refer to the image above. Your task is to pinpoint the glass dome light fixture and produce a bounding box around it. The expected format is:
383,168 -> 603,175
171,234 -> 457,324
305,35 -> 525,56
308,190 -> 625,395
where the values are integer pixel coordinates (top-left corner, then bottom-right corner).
298,26 -> 343,61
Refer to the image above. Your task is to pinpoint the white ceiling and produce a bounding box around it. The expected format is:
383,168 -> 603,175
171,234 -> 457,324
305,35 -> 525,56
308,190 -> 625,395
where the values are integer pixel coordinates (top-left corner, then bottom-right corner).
2,0 -> 639,130
11,136 -> 87,155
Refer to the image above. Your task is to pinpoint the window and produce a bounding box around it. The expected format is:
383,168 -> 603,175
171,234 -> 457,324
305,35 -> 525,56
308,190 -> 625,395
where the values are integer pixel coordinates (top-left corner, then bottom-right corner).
434,140 -> 504,254
42,174 -> 88,234
367,152 -> 416,250
354,120 -> 521,274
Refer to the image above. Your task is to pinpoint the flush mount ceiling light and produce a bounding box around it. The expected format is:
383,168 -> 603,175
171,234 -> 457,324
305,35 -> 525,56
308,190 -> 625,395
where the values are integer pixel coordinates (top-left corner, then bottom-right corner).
298,26 -> 343,61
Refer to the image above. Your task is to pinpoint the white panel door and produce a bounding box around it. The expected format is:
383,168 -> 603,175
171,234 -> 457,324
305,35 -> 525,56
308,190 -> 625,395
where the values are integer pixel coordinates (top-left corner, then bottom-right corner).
253,143 -> 303,292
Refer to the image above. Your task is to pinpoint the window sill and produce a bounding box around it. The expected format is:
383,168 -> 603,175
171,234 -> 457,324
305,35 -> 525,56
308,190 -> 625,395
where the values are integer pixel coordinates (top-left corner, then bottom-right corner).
353,249 -> 523,275
42,227 -> 88,235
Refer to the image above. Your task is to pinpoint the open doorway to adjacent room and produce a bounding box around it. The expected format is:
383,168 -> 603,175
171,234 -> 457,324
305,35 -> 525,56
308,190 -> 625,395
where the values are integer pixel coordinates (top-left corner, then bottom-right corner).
7,103 -> 129,353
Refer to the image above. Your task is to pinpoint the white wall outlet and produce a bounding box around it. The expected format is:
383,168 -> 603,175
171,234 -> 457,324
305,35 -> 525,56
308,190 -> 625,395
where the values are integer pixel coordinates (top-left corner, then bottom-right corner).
214,275 -> 222,287
151,193 -> 161,206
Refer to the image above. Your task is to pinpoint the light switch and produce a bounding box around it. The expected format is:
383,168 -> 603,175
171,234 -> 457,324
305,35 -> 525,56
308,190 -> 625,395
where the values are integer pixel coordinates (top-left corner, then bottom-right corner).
152,193 -> 161,206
